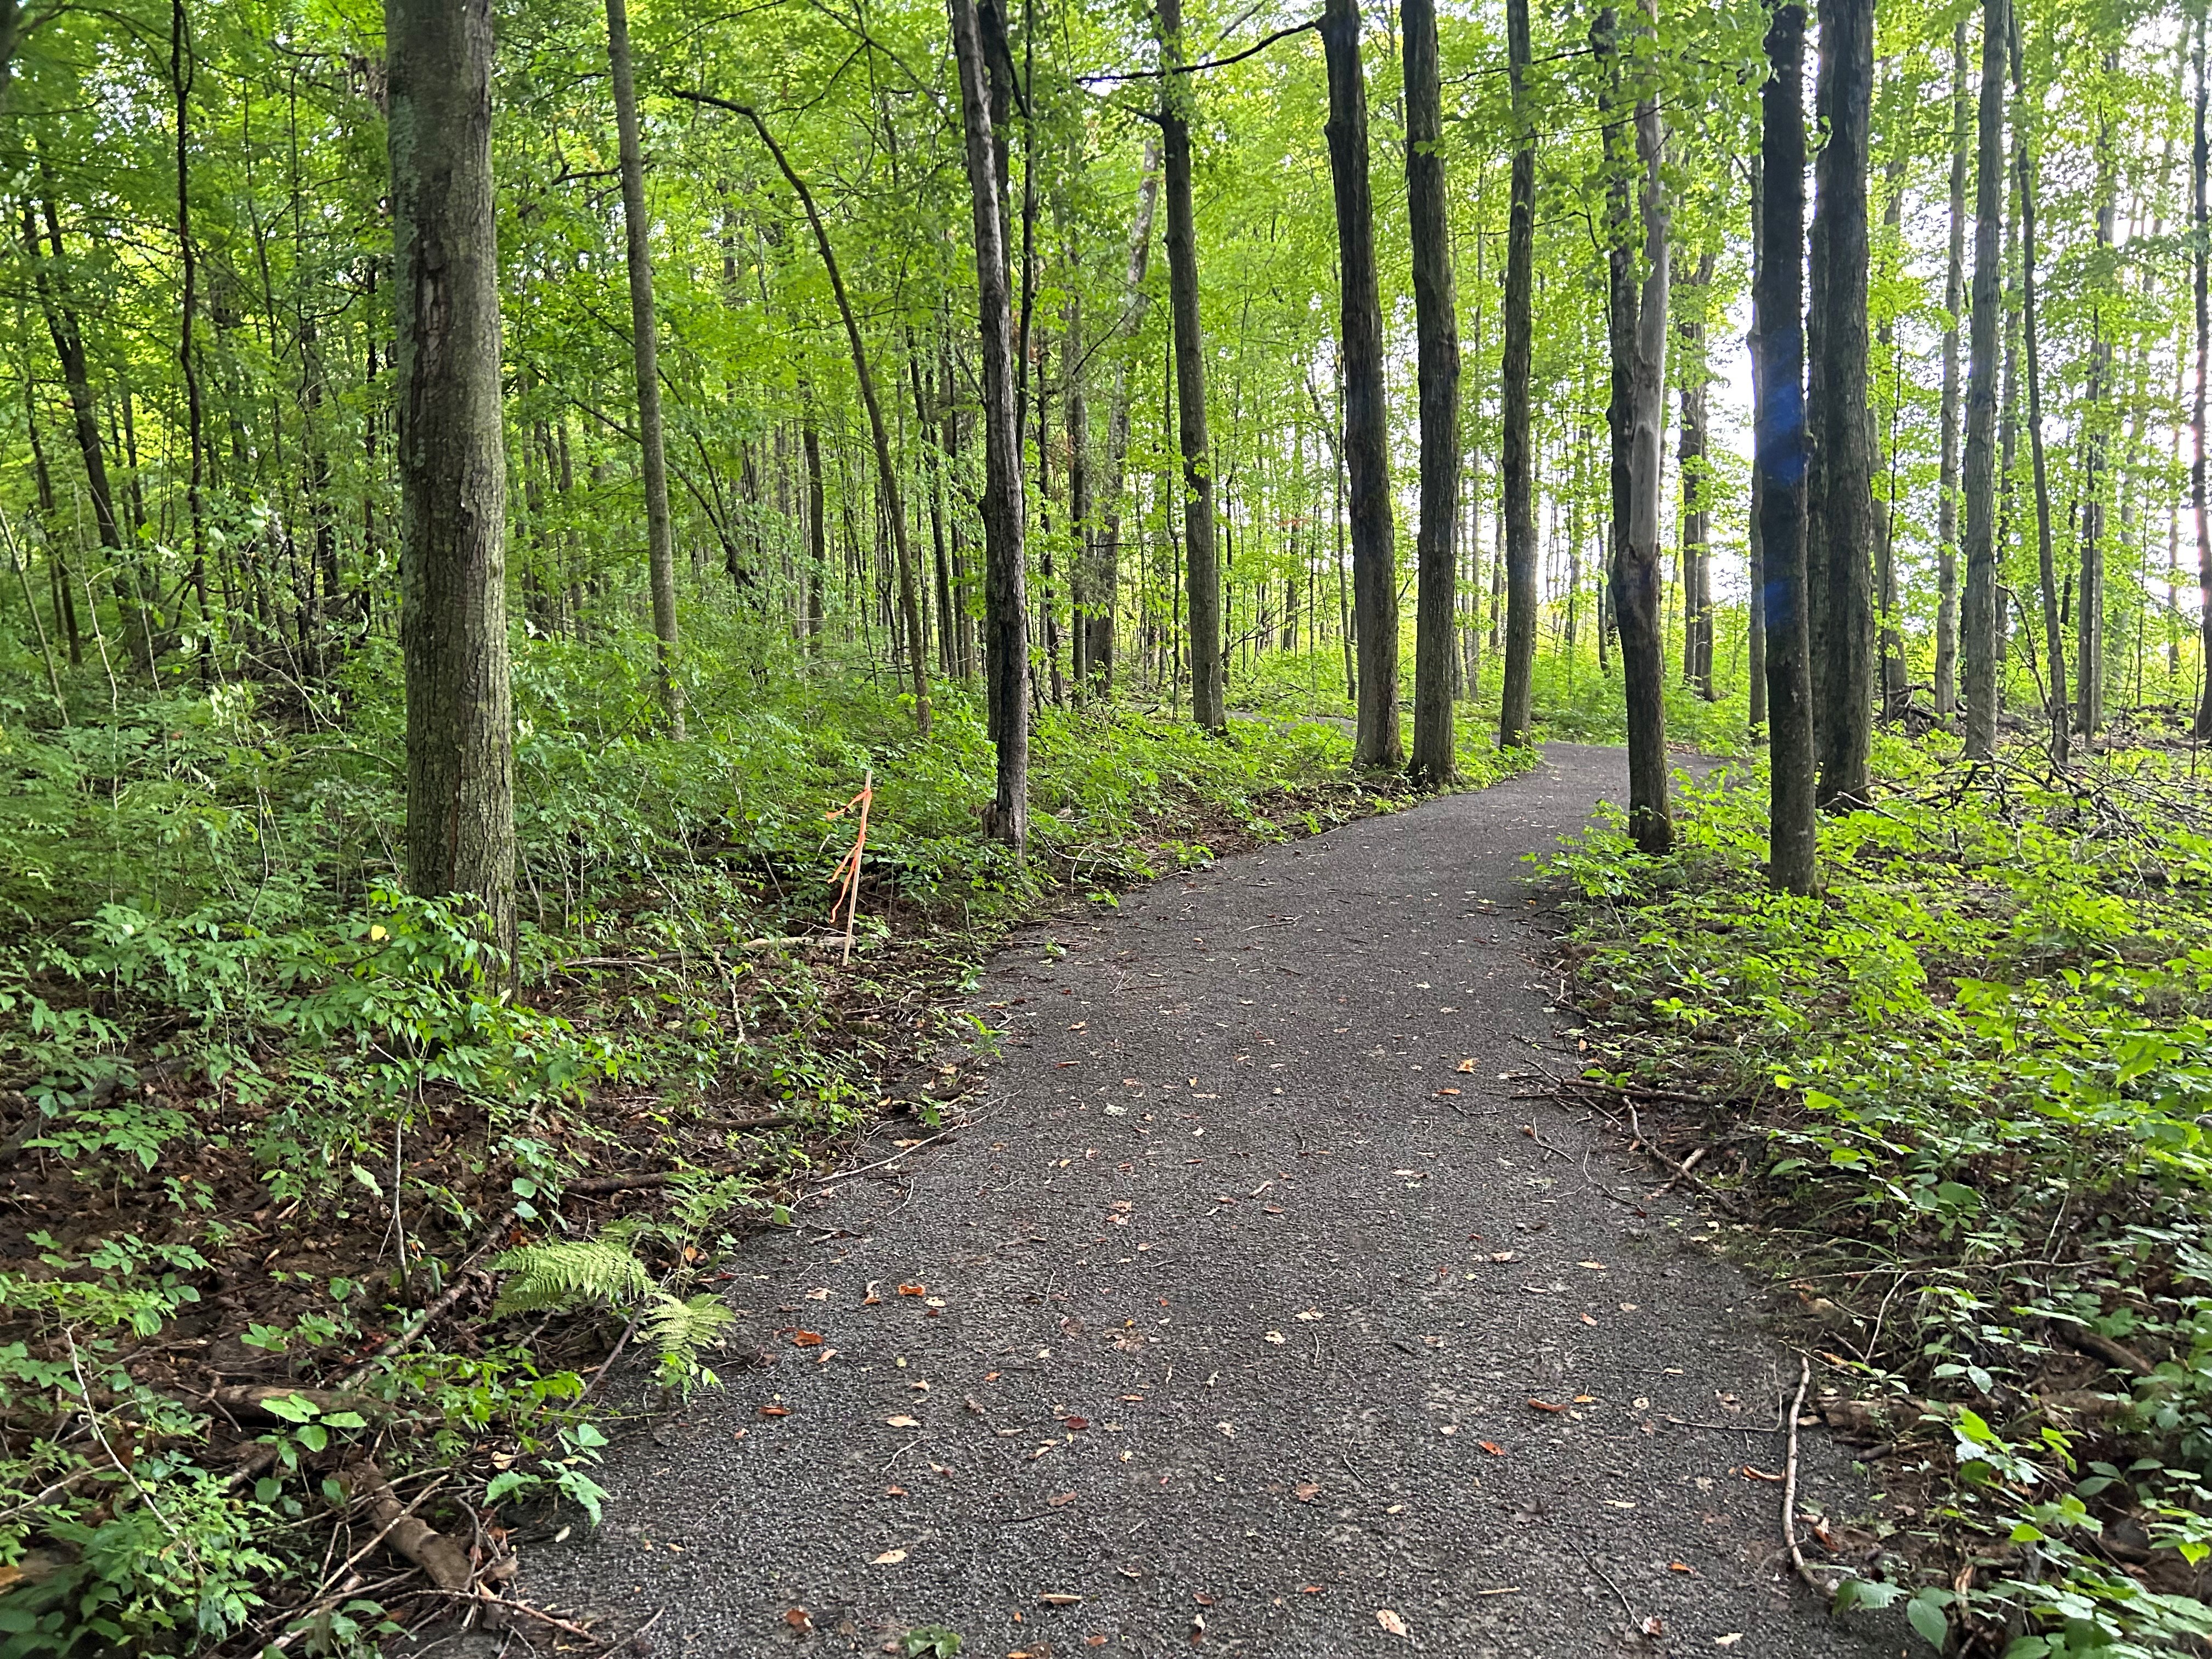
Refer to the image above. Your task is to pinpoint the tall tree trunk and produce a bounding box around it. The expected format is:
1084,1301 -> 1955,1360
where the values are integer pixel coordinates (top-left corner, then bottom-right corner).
2197,11 -> 2212,739
1805,0 -> 1874,807
1961,0 -> 2006,759
1091,143 -> 1161,692
1063,269 -> 1093,695
1677,250 -> 1714,699
1747,152 -> 1768,733
1156,0 -> 1224,731
605,0 -> 683,737
953,0 -> 1029,846
1595,0 -> 1671,854
388,0 -> 515,950
2011,14 -> 2066,765
1758,0 -> 1816,895
1323,0 -> 1401,768
2076,45 -> 2118,738
172,0 -> 210,681
802,396 -> 827,646
1403,0 -> 1458,785
1872,161 -> 1908,720
1498,0 -> 1537,748
27,193 -> 157,678
1935,19 -> 1967,720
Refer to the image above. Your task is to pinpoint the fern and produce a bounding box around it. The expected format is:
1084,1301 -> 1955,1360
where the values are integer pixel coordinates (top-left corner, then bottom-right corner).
489,1240 -> 733,1392
488,1240 -> 651,1317
643,1293 -> 736,1381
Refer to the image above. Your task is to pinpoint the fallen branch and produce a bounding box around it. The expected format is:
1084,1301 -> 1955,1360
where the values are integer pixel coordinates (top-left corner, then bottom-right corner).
1781,1355 -> 1825,1594
264,1475 -> 451,1641
2055,1325 -> 2157,1380
1625,1104 -> 1742,1215
203,1385 -> 397,1420
334,1462 -> 471,1590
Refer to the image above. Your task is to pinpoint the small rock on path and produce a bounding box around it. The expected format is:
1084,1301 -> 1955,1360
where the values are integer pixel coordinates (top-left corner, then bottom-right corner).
530,743 -> 1889,1657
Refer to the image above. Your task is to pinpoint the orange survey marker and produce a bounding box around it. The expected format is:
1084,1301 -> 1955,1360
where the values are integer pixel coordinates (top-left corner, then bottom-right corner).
825,769 -> 874,964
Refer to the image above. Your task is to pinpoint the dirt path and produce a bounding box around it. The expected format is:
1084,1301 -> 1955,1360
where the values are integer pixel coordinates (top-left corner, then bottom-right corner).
529,744 -> 1887,1657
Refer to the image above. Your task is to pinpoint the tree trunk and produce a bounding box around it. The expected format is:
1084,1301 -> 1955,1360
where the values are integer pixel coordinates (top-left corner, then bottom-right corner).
802,396 -> 827,646
1063,275 -> 1093,695
1155,0 -> 1224,732
1677,250 -> 1714,699
2076,46 -> 2118,738
1595,0 -> 1670,855
172,0 -> 210,681
1403,0 -> 1458,785
2010,14 -> 2066,765
1872,162 -> 1908,721
1935,19 -> 1967,720
1747,152 -> 1768,733
605,0 -> 683,738
1805,0 -> 1873,808
2198,11 -> 2212,741
1091,144 -> 1160,693
1960,0 -> 2006,759
1757,0 -> 1816,894
1498,0 -> 1537,749
952,0 -> 1029,845
1323,0 -> 1401,769
388,0 -> 515,950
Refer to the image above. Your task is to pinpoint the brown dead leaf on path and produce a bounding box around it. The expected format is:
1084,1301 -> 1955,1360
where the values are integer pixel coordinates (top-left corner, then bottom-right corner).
1741,1465 -> 1783,1482
1063,1415 -> 1091,1431
1040,1593 -> 1082,1606
804,1288 -> 831,1301
1476,1441 -> 1505,1455
783,1609 -> 811,1632
792,1330 -> 824,1346
1047,1492 -> 1077,1507
1294,1482 -> 1322,1501
1436,1088 -> 1462,1097
872,1549 -> 907,1565
1640,1616 -> 1666,1639
1527,1398 -> 1564,1413
885,1414 -> 921,1429
898,1283 -> 927,1296
1457,1059 -> 1476,1073
1376,1608 -> 1409,1638
759,1404 -> 791,1418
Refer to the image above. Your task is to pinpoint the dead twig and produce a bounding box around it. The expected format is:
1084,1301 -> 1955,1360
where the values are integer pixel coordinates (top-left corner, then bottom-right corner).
1781,1355 -> 1825,1594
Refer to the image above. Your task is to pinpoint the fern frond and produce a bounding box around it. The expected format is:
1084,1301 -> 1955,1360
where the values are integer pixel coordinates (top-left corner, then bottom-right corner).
488,1240 -> 651,1317
642,1292 -> 734,1373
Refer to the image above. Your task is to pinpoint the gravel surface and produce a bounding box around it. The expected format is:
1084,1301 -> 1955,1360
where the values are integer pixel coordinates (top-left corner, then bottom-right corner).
526,742 -> 1895,1658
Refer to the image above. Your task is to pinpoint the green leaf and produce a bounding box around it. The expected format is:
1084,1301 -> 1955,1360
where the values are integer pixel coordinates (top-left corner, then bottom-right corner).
262,1392 -> 319,1423
1905,1593 -> 1950,1649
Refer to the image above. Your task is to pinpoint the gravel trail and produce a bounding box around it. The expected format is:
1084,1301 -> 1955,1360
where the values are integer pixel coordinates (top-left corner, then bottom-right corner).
528,742 -> 1890,1658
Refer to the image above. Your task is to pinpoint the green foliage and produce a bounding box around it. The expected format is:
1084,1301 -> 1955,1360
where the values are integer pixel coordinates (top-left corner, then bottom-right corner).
1554,741 -> 2212,1653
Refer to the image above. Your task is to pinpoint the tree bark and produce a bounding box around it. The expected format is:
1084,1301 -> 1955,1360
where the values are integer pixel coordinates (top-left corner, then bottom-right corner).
1677,251 -> 1714,699
2197,11 -> 2212,740
388,0 -> 516,950
952,0 -> 1029,847
2010,14 -> 2066,766
172,0 -> 210,681
1757,0 -> 1816,895
1960,0 -> 2006,760
2075,47 -> 2117,738
1403,0 -> 1458,785
1872,161 -> 1908,721
1323,0 -> 1401,768
1091,143 -> 1161,691
1805,0 -> 1873,808
605,0 -> 683,738
1935,19 -> 1967,720
1595,0 -> 1671,855
1498,0 -> 1537,749
1747,151 -> 1767,733
1156,0 -> 1224,732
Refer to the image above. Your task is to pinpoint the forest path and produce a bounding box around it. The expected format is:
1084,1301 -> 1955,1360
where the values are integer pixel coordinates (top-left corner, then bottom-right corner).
530,744 -> 1886,1658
